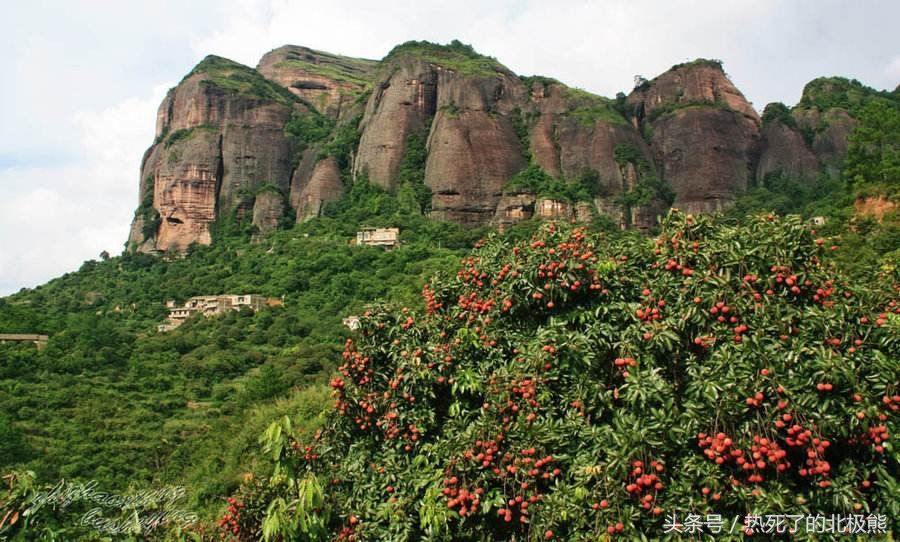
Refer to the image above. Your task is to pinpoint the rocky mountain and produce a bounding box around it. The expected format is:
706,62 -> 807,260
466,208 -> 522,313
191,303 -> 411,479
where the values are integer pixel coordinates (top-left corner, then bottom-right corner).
126,41 -> 879,253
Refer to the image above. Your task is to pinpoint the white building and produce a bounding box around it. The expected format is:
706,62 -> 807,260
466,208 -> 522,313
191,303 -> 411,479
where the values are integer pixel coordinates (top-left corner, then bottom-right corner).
356,227 -> 399,247
158,294 -> 279,331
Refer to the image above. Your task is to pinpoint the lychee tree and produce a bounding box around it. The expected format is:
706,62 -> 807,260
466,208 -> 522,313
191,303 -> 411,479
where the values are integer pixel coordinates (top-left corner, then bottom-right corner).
243,211 -> 898,541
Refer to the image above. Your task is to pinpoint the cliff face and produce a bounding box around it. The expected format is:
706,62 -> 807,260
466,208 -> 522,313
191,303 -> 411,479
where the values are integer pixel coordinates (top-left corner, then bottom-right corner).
524,81 -> 661,229
757,109 -> 820,182
626,60 -> 761,214
251,190 -> 286,240
425,67 -> 527,224
793,107 -> 856,176
127,54 -> 367,253
256,45 -> 376,120
128,44 -> 874,253
128,56 -> 303,253
294,156 -> 344,220
649,108 -> 759,213
353,56 -> 438,190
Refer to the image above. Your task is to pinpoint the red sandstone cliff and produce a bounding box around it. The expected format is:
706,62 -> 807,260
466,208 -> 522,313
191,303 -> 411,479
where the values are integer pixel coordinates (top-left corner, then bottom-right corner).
127,44 -> 874,252
626,60 -> 761,214
256,45 -> 376,120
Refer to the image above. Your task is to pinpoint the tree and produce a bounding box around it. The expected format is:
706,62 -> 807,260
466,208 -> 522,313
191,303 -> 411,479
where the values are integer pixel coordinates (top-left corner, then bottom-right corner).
0,415 -> 30,467
230,212 -> 899,541
844,100 -> 900,191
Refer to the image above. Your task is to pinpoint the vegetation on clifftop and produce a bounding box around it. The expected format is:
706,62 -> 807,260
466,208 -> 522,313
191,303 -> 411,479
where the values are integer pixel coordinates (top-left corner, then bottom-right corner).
563,88 -> 629,127
187,55 -> 300,106
267,44 -> 377,88
797,76 -> 898,117
383,40 -> 507,77
760,102 -> 798,129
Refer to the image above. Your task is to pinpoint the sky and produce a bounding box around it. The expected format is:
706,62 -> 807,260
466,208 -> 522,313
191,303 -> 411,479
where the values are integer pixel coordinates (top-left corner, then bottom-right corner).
0,0 -> 898,295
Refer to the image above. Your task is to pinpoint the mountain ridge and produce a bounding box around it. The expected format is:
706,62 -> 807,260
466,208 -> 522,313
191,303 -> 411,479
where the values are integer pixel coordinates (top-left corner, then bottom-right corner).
126,40 -> 895,253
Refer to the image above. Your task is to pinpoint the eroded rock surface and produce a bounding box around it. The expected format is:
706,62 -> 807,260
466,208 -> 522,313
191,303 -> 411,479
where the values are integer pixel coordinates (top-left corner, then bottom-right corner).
757,117 -> 820,181
295,157 -> 344,221
627,61 -> 761,214
128,45 -> 874,252
252,191 -> 286,239
127,56 -> 304,253
353,57 -> 438,190
257,45 -> 376,119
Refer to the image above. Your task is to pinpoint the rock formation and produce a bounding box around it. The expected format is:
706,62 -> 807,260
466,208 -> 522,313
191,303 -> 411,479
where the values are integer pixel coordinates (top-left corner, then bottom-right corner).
757,108 -> 820,182
493,193 -> 536,231
128,56 -> 304,253
793,108 -> 857,176
127,43 -> 880,253
257,45 -> 376,119
425,67 -> 527,225
352,56 -> 438,190
525,81 -> 661,229
294,156 -> 345,220
251,190 -> 286,240
626,60 -> 761,214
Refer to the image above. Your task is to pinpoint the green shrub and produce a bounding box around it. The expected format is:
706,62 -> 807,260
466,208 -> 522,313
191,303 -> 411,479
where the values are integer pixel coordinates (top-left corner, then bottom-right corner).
761,102 -> 798,130
244,213 -> 899,541
384,40 -> 505,77
396,129 -> 432,212
135,177 -> 161,240
189,55 -> 299,106
319,115 -> 362,173
503,165 -> 598,203
561,87 -> 628,127
797,77 -> 896,116
844,100 -> 900,191
284,111 -> 333,150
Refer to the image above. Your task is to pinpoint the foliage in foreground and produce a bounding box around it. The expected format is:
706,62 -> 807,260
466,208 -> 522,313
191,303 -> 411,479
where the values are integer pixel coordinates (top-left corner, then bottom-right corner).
220,212 -> 899,541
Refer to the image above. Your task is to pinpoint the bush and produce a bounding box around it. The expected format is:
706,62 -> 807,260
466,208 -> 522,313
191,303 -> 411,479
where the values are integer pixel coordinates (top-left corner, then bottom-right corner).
844,100 -> 900,191
396,130 -> 432,212
319,115 -> 362,173
760,102 -> 797,130
284,111 -> 333,153
384,40 -> 504,77
135,177 -> 161,240
245,212 -> 899,540
503,165 -> 597,203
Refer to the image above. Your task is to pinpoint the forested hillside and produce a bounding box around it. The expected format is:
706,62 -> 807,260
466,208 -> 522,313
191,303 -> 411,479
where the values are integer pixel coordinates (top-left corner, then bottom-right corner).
0,185 -> 490,522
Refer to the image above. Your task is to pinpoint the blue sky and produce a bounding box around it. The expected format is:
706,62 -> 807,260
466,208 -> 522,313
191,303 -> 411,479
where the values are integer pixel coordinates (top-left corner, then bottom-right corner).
1,0 -> 898,295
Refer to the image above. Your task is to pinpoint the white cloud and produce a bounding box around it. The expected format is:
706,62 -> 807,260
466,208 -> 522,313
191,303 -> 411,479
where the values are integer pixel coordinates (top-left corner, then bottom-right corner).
0,84 -> 169,295
884,56 -> 900,83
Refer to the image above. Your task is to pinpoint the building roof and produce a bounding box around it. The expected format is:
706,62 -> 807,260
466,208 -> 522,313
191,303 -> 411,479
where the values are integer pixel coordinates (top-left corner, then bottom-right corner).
0,334 -> 49,341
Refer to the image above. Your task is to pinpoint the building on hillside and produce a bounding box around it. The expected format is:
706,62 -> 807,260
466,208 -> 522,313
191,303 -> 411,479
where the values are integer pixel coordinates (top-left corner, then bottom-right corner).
355,227 -> 399,248
0,333 -> 49,350
158,294 -> 279,332
536,198 -> 571,218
